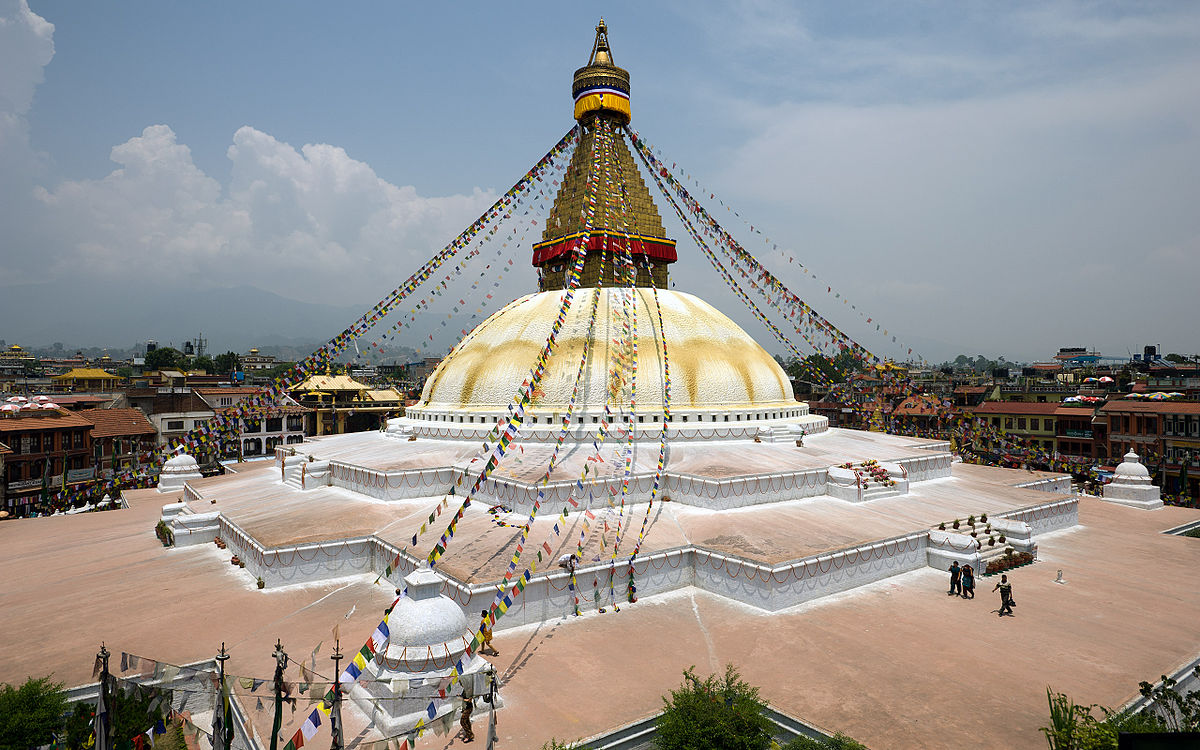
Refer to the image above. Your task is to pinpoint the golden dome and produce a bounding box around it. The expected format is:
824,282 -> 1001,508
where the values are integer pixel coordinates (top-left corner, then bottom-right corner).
412,289 -> 797,417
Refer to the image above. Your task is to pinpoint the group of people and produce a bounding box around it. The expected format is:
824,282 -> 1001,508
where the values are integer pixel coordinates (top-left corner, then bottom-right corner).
948,560 -> 1017,616
947,560 -> 976,598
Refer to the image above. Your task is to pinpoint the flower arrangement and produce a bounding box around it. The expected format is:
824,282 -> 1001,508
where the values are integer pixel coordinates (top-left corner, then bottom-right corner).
985,549 -> 1035,575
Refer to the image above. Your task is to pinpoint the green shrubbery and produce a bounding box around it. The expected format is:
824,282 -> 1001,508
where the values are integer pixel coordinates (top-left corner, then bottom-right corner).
1042,669 -> 1200,749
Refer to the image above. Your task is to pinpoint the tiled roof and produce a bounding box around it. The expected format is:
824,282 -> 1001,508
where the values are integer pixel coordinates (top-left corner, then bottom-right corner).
291,375 -> 370,392
954,386 -> 988,394
51,368 -> 119,380
968,401 -> 1064,416
1054,405 -> 1097,418
80,408 -> 157,438
893,395 -> 952,416
0,441 -> 11,455
0,408 -> 95,432
1100,400 -> 1200,415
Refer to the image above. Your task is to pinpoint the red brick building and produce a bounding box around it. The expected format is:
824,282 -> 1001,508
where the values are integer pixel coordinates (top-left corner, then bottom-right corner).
1100,400 -> 1200,497
0,406 -> 95,515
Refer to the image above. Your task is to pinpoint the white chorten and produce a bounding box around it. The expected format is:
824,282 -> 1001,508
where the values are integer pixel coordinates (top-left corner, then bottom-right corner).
350,565 -> 491,735
1103,451 -> 1162,509
156,453 -> 202,493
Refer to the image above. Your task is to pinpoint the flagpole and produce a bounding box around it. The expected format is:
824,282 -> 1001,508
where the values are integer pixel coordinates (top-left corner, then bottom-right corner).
486,667 -> 498,750
94,643 -> 112,750
213,643 -> 231,750
330,640 -> 344,750
270,639 -> 288,750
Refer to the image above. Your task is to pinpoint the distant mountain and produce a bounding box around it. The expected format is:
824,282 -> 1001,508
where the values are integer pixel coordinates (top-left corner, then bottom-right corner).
0,281 -> 413,360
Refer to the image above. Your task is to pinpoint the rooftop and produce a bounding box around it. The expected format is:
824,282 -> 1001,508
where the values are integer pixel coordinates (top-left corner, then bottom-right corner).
0,407 -> 95,432
1101,400 -> 1200,414
80,408 -> 157,438
52,367 -> 120,381
1,476 -> 1197,749
969,401 -> 1065,415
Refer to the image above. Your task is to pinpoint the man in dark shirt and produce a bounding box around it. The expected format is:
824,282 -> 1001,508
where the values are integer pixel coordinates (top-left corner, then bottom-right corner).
993,574 -> 1014,616
948,561 -> 961,596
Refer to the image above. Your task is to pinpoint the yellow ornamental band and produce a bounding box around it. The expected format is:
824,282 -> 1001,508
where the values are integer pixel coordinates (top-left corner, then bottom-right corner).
574,92 -> 631,124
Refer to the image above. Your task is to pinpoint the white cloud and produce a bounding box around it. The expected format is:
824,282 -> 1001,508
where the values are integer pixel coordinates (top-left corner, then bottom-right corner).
28,123 -> 494,302
0,0 -> 53,117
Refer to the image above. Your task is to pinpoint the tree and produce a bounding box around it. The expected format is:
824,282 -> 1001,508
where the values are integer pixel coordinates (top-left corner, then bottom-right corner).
213,351 -> 241,376
116,366 -> 134,379
0,675 -> 69,748
192,355 -> 214,374
655,664 -> 773,750
145,347 -> 185,371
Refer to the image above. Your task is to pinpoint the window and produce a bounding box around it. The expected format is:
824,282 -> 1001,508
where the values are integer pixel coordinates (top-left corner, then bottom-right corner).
166,419 -> 184,431
74,431 -> 84,448
1005,418 -> 1013,429
220,397 -> 232,406
287,416 -> 303,431
266,418 -> 283,432
1029,419 -> 1039,431
243,420 -> 259,433
992,417 -> 1000,428
1017,418 -> 1026,430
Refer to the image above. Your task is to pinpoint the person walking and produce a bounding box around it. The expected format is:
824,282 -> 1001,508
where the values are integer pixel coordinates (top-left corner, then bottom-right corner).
993,574 -> 1014,616
948,561 -> 961,596
961,565 -> 975,599
479,610 -> 500,656
460,691 -> 475,743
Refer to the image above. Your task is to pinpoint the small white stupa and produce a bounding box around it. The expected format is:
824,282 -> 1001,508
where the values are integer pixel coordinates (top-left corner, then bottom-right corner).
350,564 -> 492,735
1102,451 -> 1163,509
157,453 -> 202,493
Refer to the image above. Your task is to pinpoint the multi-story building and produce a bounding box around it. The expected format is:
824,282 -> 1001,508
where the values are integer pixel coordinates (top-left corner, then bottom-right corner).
123,387 -> 215,448
0,441 -> 9,510
51,367 -> 124,391
290,375 -> 405,435
967,401 -> 1061,454
80,408 -> 157,480
241,348 -> 278,372
891,394 -> 955,434
1100,400 -> 1200,497
194,387 -> 309,459
1054,405 -> 1100,461
0,405 -> 95,514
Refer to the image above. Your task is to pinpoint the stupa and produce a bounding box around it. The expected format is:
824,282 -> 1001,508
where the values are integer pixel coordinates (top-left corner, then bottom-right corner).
9,19 -> 1200,750
1102,451 -> 1163,509
392,18 -> 826,464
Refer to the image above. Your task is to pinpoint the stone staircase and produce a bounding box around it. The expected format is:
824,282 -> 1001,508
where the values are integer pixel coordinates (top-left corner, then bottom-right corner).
281,455 -> 330,490
826,461 -> 909,502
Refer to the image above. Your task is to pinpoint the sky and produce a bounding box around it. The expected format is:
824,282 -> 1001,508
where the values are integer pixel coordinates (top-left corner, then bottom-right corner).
2,0 -> 1199,362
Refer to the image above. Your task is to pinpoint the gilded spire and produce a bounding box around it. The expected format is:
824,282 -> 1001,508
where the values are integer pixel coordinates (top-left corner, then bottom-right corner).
590,18 -> 613,65
533,21 -> 676,291
572,19 -> 631,125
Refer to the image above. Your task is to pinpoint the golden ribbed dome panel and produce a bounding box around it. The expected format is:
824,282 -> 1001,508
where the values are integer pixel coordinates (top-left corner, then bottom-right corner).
416,289 -> 795,413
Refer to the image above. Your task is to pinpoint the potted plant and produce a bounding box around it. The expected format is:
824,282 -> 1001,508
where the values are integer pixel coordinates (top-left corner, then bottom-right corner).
988,536 -> 996,547
938,522 -> 946,531
256,576 -> 265,589
231,555 -> 240,566
967,515 -> 976,526
155,520 -> 174,547
998,535 -> 1007,544
238,560 -> 246,569
980,513 -> 988,523
952,519 -> 961,529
